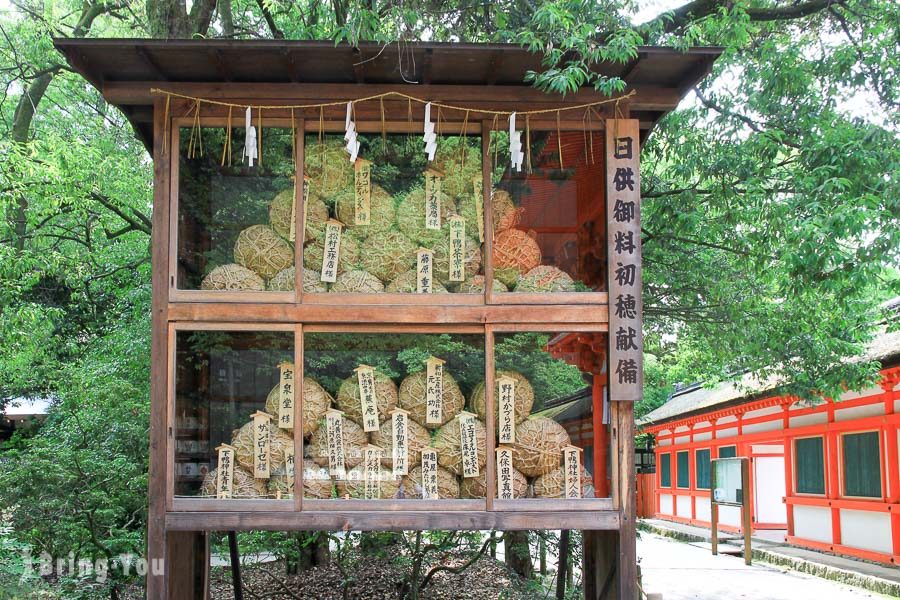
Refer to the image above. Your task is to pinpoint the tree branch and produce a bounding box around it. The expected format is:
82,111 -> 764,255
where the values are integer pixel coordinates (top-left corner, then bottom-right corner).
642,0 -> 840,36
255,0 -> 285,38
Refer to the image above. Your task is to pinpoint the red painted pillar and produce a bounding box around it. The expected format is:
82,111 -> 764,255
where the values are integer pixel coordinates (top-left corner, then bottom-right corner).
826,401 -> 841,548
592,376 -> 610,498
783,403 -> 794,539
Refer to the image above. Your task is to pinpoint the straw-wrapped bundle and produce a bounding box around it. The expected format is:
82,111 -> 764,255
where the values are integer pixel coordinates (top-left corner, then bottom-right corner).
333,184 -> 396,236
433,142 -> 481,200
369,417 -> 432,469
269,188 -> 329,243
358,229 -> 417,283
267,464 -> 294,498
307,415 -> 367,469
402,465 -> 460,499
302,458 -> 334,499
492,229 -> 541,287
303,228 -> 361,277
336,465 -> 402,499
533,465 -> 596,499
515,265 -> 576,293
267,266 -> 328,293
456,275 -> 507,294
264,376 -> 334,438
459,467 -> 528,499
470,370 -> 534,428
232,225 -> 294,280
232,421 -> 295,473
328,269 -> 385,293
432,235 -> 482,285
200,263 -> 265,291
398,370 -> 466,429
432,418 -> 487,476
511,417 -> 570,477
396,188 -> 455,247
459,189 -> 520,237
200,465 -> 268,498
385,269 -> 450,294
336,371 -> 399,427
304,138 -> 354,198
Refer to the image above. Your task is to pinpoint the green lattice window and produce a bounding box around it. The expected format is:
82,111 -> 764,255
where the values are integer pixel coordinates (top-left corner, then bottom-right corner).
718,445 -> 737,458
695,449 -> 711,490
843,431 -> 881,498
795,437 -> 825,495
660,453 -> 671,488
676,451 -> 689,488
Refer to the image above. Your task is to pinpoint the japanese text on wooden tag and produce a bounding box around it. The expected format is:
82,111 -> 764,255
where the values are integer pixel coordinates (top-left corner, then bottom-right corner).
458,411 -> 480,478
497,375 -> 516,444
278,361 -> 295,430
424,169 -> 443,230
320,219 -> 343,283
606,119 -> 642,402
355,364 -> 380,433
425,356 -> 445,425
563,445 -> 582,499
216,444 -> 236,499
416,248 -> 434,294
284,446 -> 296,493
325,409 -> 346,478
496,446 -> 514,500
390,408 -> 409,476
252,411 -> 272,479
448,216 -> 466,282
421,448 -> 439,499
472,176 -> 484,242
364,444 -> 382,500
354,159 -> 371,225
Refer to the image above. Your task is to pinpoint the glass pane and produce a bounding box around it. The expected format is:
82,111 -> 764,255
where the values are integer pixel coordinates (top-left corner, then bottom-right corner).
492,331 -> 609,500
842,431 -> 881,498
301,134 -> 485,293
489,130 -> 606,293
695,449 -> 711,490
178,126 -> 296,292
660,453 -> 671,487
718,445 -> 737,458
174,330 -> 295,500
303,332 -> 485,500
676,451 -> 689,488
795,437 -> 825,494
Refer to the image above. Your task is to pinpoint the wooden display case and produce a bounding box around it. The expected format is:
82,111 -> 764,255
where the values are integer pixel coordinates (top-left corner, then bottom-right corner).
54,38 -> 721,600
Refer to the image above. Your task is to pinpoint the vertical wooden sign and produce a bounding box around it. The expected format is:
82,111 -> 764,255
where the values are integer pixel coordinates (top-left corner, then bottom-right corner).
496,446 -> 515,499
563,445 -> 582,499
325,408 -> 346,478
497,375 -> 516,444
472,176 -> 484,242
216,444 -> 236,499
390,408 -> 410,476
421,448 -> 439,499
354,364 -> 380,432
424,356 -> 445,425
320,219 -> 344,283
424,168 -> 443,229
416,248 -> 434,294
458,411 -> 480,478
354,158 -> 371,225
278,361 -> 295,430
251,411 -> 272,479
606,119 -> 642,402
364,444 -> 382,500
448,216 -> 466,282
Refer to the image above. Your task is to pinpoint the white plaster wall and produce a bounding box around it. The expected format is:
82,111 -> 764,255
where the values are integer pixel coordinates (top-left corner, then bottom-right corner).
744,405 -> 784,420
838,386 -> 882,402
742,420 -> 782,434
752,444 -> 784,454
754,456 -> 787,525
719,505 -> 741,527
676,495 -> 692,518
695,496 -> 711,522
694,431 -> 713,442
839,509 -> 892,555
675,425 -> 690,433
793,505 -> 832,544
834,403 -> 884,422
657,438 -> 671,446
789,412 -> 828,428
675,435 -> 691,444
718,415 -> 738,424
717,427 -> 739,439
659,494 -> 673,516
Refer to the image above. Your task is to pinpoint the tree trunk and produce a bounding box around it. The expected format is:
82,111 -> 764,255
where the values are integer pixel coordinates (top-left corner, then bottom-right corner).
539,535 -> 547,576
504,531 -> 533,579
556,530 -> 569,599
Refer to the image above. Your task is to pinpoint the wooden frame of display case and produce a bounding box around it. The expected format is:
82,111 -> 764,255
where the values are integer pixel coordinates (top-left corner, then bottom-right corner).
56,38 -> 721,600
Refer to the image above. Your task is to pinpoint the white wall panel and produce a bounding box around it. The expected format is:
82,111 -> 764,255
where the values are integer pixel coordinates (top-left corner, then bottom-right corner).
793,505 -> 832,544
840,510 -> 892,555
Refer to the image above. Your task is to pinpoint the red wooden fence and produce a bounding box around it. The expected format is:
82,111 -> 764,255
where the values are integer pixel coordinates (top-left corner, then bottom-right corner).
636,473 -> 655,518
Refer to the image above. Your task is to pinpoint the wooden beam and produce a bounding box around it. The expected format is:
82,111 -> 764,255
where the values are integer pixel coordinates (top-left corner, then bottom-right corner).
281,49 -> 302,82
352,47 -> 366,84
619,54 -> 645,83
207,49 -> 232,82
421,48 -> 433,85
135,45 -> 169,81
484,50 -> 505,85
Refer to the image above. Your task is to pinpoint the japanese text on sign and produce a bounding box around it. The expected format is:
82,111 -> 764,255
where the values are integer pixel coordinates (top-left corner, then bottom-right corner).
320,220 -> 344,283
354,159 -> 371,225
325,409 -> 346,478
425,356 -> 445,425
421,449 -> 439,499
496,446 -> 514,500
355,365 -> 380,432
448,216 -> 466,282
278,361 -> 295,430
417,248 -> 434,294
563,445 -> 582,499
252,411 -> 271,479
606,119 -> 642,401
390,408 -> 409,476
424,169 -> 443,230
458,411 -> 480,478
497,376 -> 516,444
364,445 -> 382,500
216,444 -> 236,499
